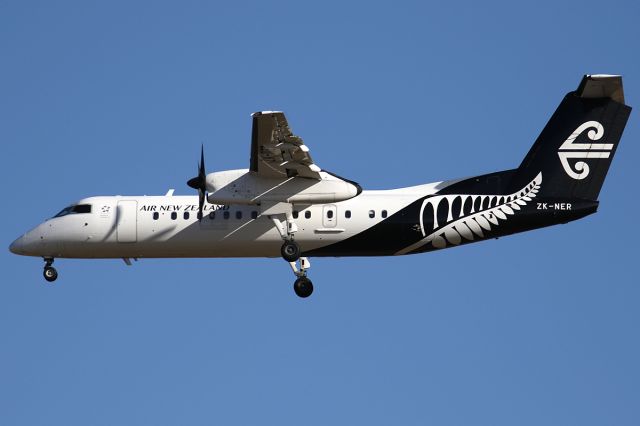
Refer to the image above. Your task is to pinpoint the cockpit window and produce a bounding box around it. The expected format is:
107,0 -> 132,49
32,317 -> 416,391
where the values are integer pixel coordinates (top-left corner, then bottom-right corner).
74,204 -> 92,213
53,204 -> 92,218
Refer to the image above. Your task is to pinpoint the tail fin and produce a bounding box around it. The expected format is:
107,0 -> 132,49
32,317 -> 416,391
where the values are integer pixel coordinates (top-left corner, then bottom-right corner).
510,75 -> 631,200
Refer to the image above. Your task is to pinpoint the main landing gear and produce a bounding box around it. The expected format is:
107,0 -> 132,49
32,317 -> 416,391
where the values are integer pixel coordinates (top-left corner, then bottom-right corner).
43,257 -> 58,282
279,233 -> 312,298
263,202 -> 312,297
281,233 -> 312,298
269,210 -> 301,263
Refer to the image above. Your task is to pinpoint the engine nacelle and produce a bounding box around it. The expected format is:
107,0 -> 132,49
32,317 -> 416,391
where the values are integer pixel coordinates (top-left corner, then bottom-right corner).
206,169 -> 361,205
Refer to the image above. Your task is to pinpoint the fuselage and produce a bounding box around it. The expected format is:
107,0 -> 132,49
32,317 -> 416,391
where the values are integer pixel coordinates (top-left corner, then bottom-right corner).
9,182 -> 439,259
9,172 -> 597,260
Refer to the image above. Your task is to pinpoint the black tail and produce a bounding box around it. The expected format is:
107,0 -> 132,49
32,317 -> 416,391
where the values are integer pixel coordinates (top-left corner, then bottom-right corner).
510,75 -> 631,201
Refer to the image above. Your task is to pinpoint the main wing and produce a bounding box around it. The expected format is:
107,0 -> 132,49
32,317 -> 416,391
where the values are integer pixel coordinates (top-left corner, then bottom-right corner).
249,111 -> 322,179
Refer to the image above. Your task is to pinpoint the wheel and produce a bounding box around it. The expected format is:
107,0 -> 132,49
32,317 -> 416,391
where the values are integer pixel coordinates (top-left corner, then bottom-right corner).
43,266 -> 58,282
281,241 -> 300,262
293,276 -> 313,298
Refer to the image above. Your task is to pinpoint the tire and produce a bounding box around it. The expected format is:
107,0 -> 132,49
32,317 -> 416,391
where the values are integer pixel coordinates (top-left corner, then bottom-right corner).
293,277 -> 313,298
43,267 -> 58,282
281,241 -> 300,262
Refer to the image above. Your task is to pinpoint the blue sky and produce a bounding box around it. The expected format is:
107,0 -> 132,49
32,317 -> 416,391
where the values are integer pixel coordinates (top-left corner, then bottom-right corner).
1,1 -> 639,424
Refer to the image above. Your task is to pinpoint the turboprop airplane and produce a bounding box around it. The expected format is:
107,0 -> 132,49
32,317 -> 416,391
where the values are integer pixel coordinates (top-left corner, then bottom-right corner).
9,75 -> 631,297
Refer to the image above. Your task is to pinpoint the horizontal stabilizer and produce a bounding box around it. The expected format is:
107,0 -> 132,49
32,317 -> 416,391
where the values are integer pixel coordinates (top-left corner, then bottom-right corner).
576,74 -> 625,104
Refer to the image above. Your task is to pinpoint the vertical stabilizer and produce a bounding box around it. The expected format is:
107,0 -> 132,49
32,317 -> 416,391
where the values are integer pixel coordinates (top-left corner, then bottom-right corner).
511,75 -> 631,200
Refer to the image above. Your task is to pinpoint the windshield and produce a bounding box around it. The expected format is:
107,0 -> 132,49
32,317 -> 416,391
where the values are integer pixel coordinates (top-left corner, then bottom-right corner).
53,204 -> 92,218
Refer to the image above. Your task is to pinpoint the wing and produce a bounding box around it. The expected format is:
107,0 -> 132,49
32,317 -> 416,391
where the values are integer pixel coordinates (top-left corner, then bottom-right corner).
250,111 -> 322,179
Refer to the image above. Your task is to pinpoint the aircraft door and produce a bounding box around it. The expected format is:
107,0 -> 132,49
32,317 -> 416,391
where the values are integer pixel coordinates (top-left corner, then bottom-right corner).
117,200 -> 138,243
322,204 -> 337,228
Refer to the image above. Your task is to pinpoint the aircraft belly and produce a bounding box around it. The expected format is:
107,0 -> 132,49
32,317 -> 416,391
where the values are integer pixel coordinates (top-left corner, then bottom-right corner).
58,218 -> 342,259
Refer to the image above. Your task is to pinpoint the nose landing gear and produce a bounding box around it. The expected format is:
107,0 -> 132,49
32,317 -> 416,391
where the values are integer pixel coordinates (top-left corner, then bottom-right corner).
294,276 -> 313,298
43,258 -> 58,283
289,257 -> 313,298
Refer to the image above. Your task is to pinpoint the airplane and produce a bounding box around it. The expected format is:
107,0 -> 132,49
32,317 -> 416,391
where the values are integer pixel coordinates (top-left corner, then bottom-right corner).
9,75 -> 631,297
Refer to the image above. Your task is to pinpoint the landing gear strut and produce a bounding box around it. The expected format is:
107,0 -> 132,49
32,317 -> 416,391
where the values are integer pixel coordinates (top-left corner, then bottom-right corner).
43,258 -> 58,283
269,211 -> 301,263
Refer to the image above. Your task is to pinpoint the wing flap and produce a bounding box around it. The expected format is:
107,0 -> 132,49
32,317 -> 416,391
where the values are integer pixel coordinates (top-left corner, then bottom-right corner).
250,111 -> 321,179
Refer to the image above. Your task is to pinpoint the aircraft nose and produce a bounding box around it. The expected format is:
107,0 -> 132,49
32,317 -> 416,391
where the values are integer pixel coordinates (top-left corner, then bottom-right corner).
9,235 -> 26,255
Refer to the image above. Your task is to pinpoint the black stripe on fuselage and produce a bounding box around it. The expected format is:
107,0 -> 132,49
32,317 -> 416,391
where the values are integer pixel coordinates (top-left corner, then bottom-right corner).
303,169 -> 597,257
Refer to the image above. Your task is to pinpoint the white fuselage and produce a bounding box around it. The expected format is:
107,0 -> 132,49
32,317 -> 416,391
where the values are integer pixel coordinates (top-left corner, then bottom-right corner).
10,182 -> 446,260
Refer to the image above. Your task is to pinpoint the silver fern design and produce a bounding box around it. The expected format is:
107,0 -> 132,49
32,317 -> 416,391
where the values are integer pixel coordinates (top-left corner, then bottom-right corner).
396,173 -> 542,255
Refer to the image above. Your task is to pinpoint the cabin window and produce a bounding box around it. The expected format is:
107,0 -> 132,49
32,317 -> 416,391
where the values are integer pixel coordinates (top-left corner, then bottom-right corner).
327,210 -> 334,219
236,211 -> 242,219
293,210 -> 299,219
251,211 -> 258,219
209,211 -> 215,220
184,212 -> 190,220
345,210 -> 351,219
369,210 -> 375,218
223,211 -> 230,220
171,212 -> 177,220
305,210 -> 311,219
381,210 -> 388,218
153,212 -> 159,220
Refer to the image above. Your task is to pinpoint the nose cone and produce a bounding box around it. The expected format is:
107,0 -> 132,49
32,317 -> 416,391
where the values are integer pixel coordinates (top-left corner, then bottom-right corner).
9,235 -> 26,255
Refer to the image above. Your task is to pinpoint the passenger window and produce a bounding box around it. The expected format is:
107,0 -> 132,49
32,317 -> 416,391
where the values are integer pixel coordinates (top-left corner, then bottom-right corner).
184,212 -> 190,220
369,210 -> 375,218
236,211 -> 242,219
293,210 -> 299,219
327,210 -> 334,219
251,211 -> 258,219
345,210 -> 351,219
153,212 -> 159,220
209,211 -> 215,220
171,212 -> 177,220
381,210 -> 388,218
305,211 -> 311,219
223,211 -> 230,220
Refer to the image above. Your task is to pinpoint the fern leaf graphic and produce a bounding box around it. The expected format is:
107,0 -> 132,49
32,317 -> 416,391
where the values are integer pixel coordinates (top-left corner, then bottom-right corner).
396,173 -> 542,254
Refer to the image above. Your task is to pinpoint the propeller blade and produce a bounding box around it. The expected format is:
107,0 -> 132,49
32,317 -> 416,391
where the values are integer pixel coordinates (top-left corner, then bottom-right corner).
199,145 -> 205,180
187,145 -> 207,190
198,189 -> 205,220
187,145 -> 207,219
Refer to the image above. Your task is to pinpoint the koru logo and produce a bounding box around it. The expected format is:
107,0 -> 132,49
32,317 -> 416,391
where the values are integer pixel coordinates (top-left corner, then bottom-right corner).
558,121 -> 612,180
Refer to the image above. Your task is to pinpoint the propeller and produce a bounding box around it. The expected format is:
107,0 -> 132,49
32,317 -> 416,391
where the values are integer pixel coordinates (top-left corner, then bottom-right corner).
187,145 -> 207,219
